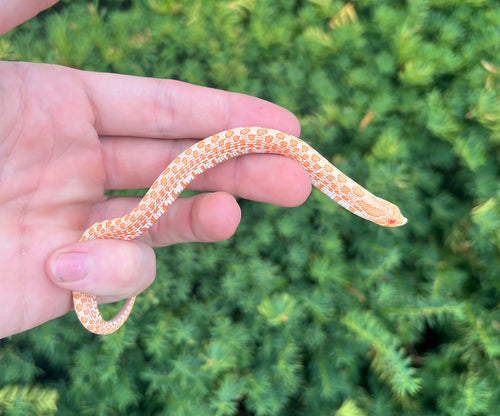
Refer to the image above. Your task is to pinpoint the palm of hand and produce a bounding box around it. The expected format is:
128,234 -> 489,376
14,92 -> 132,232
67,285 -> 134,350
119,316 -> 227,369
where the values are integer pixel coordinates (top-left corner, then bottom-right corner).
1,63 -> 108,332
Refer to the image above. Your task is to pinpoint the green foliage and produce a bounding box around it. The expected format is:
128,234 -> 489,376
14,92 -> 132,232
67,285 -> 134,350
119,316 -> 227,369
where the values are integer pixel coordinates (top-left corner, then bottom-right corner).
2,0 -> 500,414
0,385 -> 58,416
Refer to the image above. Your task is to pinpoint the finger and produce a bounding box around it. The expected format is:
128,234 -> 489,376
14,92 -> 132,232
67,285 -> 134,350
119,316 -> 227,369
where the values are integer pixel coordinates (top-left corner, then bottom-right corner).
148,191 -> 242,246
0,0 -> 58,35
46,239 -> 156,302
78,70 -> 300,138
88,191 -> 242,247
100,135 -> 312,206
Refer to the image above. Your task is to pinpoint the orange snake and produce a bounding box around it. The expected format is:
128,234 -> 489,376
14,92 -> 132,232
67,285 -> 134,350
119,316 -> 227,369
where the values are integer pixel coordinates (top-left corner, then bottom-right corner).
73,127 -> 407,334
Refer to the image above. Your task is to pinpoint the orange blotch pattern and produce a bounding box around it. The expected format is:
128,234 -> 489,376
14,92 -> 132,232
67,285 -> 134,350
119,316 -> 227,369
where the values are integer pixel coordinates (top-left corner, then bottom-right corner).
74,126 -> 406,335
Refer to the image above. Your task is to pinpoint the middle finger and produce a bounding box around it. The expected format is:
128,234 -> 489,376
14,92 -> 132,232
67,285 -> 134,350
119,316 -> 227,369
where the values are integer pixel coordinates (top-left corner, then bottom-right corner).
100,135 -> 312,207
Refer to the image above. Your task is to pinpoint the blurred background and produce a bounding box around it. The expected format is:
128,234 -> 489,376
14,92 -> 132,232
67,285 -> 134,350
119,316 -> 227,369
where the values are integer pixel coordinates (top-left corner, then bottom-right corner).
1,1 -> 500,415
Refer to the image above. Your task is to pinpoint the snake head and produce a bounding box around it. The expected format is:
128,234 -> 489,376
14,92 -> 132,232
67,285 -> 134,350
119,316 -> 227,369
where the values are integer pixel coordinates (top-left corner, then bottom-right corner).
377,203 -> 408,227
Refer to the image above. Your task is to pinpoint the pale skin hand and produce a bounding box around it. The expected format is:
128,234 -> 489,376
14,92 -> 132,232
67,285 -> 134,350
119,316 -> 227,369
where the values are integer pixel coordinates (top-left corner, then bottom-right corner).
1,1 -> 310,338
0,60 -> 310,337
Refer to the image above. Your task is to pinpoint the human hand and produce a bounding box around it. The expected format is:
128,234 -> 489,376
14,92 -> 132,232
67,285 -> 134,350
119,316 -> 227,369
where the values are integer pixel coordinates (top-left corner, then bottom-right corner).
0,61 -> 310,337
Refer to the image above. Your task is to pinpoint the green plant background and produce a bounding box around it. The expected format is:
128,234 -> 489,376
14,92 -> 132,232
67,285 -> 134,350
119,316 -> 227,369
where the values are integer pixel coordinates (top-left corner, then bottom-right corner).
1,0 -> 500,415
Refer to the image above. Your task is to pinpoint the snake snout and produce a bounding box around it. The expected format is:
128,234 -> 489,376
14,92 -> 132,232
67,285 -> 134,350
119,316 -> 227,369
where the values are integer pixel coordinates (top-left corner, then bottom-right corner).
386,205 -> 407,227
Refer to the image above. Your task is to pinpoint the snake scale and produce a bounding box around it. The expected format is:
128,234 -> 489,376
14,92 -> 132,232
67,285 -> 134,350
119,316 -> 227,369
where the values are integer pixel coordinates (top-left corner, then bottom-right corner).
73,127 -> 407,334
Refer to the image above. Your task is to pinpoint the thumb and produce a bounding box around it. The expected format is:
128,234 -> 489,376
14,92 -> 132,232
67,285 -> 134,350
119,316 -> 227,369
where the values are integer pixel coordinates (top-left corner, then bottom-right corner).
46,239 -> 156,303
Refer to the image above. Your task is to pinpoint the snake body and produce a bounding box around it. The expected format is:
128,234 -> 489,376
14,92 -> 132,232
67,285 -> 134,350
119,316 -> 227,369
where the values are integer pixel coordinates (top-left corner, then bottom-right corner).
73,127 -> 407,334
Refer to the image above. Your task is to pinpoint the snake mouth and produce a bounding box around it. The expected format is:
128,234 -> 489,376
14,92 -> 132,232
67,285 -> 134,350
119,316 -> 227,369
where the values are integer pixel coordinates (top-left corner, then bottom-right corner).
387,215 -> 408,227
384,205 -> 408,227
373,203 -> 407,227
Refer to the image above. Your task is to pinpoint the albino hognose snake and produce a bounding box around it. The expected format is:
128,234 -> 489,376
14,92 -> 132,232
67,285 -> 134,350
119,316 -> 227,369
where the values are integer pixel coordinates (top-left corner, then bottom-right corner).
73,127 -> 407,334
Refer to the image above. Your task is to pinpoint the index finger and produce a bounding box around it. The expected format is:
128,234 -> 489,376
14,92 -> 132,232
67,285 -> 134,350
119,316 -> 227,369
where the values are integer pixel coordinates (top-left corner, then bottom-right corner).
77,70 -> 301,139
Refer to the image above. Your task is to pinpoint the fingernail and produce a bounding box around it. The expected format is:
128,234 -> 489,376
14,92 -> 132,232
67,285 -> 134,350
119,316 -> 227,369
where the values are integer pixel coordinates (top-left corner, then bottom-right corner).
53,252 -> 89,282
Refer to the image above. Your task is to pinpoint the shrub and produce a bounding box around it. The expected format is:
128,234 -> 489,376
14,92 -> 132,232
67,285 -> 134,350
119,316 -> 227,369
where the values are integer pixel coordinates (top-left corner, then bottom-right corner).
2,0 -> 500,414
